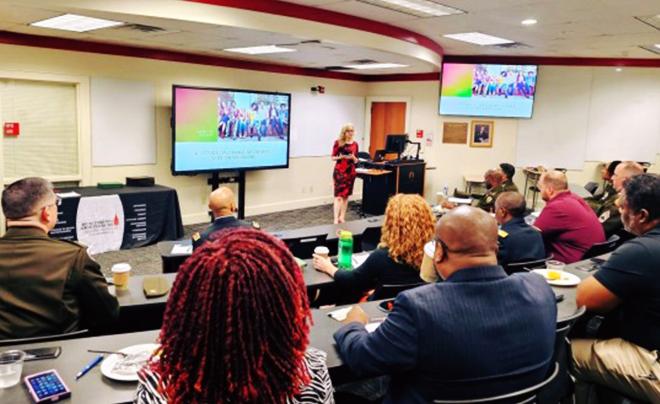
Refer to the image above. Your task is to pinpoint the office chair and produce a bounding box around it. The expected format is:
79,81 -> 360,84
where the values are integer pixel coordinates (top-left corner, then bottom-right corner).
284,234 -> 328,260
372,282 -> 425,301
504,255 -> 550,275
584,181 -> 599,196
433,362 -> 560,404
0,329 -> 89,347
360,226 -> 381,252
582,234 -> 620,260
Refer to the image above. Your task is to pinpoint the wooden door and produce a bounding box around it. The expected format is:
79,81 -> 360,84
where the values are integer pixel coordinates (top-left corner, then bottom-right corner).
369,102 -> 406,157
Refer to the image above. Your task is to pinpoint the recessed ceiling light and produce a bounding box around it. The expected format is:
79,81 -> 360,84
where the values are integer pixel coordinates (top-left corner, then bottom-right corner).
223,45 -> 296,55
358,0 -> 464,18
615,68 -> 623,72
655,43 -> 660,49
521,19 -> 537,26
344,63 -> 408,70
443,32 -> 515,46
30,13 -> 123,32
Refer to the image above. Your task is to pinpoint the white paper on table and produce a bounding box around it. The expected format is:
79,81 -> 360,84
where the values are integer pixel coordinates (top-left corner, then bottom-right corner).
57,191 -> 81,198
448,197 -> 472,205
352,253 -> 369,268
328,307 -> 352,321
171,244 -> 193,254
365,322 -> 382,333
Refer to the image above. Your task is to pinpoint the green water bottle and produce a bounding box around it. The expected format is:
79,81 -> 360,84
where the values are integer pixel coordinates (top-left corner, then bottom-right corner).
337,230 -> 353,270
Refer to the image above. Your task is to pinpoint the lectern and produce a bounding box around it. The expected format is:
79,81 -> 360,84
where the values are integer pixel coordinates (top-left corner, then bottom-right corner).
358,160 -> 426,215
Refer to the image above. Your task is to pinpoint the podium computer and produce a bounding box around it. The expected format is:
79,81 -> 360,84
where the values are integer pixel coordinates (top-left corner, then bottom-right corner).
357,134 -> 425,215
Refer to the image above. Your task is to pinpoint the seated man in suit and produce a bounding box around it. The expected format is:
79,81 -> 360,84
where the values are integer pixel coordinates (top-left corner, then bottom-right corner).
499,162 -> 519,192
596,161 -> 644,239
334,206 -> 557,403
584,160 -> 620,212
192,186 -> 258,249
535,170 -> 605,263
494,191 -> 545,266
572,174 -> 660,402
0,177 -> 119,339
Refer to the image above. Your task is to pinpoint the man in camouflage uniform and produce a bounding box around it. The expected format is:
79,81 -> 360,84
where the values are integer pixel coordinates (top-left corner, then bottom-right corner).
585,160 -> 620,212
597,161 -> 644,239
0,177 -> 118,339
477,169 -> 518,213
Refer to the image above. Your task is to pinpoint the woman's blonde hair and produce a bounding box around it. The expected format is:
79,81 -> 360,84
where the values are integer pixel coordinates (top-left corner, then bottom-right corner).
379,194 -> 436,269
337,123 -> 354,146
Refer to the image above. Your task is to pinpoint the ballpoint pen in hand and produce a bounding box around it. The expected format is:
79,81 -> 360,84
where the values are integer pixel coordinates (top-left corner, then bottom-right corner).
76,354 -> 104,380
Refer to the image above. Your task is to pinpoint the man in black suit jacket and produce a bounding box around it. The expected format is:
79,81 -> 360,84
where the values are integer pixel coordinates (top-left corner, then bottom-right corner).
334,206 -> 557,403
495,191 -> 545,266
192,186 -> 257,249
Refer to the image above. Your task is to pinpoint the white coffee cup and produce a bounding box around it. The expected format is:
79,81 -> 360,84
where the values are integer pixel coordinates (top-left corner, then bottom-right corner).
111,263 -> 131,290
420,241 -> 438,283
314,246 -> 329,258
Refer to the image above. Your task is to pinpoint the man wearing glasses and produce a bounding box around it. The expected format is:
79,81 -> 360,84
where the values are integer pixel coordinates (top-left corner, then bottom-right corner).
0,177 -> 118,339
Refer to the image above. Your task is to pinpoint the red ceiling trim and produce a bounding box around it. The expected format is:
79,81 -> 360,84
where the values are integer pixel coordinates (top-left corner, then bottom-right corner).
185,0 -> 444,57
443,54 -> 660,68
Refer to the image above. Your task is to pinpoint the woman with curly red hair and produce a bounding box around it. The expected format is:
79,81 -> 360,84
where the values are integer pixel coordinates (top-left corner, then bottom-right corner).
313,194 -> 435,300
136,228 -> 333,403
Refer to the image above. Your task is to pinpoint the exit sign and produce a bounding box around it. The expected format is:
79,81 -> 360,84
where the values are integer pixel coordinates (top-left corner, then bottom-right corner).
3,122 -> 19,136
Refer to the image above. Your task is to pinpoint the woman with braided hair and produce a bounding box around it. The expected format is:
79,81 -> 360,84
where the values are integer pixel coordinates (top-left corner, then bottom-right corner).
136,228 -> 333,404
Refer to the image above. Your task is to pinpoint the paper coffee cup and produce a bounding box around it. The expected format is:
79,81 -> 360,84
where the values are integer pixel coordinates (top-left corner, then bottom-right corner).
314,246 -> 329,258
420,241 -> 438,283
111,263 -> 131,290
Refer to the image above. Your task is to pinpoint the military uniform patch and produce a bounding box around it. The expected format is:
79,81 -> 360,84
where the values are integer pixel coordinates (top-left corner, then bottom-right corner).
498,229 -> 509,238
192,232 -> 201,241
599,210 -> 611,223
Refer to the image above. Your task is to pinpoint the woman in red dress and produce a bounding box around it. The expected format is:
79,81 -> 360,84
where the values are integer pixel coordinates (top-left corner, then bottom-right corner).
332,123 -> 359,224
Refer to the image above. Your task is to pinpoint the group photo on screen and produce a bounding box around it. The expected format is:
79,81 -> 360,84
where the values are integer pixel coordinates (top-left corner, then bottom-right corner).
217,92 -> 289,142
472,64 -> 537,99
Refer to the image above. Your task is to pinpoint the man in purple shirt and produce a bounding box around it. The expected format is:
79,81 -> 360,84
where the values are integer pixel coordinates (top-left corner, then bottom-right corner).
535,170 -> 605,263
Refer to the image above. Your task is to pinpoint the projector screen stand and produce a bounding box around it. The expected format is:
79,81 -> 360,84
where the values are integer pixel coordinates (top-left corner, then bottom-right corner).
208,171 -> 246,219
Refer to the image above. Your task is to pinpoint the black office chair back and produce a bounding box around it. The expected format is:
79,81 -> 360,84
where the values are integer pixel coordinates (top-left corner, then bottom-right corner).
504,255 -> 550,275
284,234 -> 328,259
584,181 -> 599,196
372,282 -> 425,301
433,362 -> 560,404
360,226 -> 381,252
582,234 -> 620,260
357,151 -> 372,160
0,329 -> 89,347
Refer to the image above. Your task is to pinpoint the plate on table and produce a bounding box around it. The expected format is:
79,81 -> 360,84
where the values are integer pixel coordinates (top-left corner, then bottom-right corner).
532,269 -> 581,287
100,343 -> 159,382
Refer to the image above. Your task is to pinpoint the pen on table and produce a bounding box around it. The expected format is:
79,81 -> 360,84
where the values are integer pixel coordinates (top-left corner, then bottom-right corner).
76,354 -> 104,380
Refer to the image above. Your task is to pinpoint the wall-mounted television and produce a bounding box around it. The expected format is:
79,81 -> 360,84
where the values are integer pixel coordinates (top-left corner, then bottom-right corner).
439,63 -> 538,118
172,85 -> 290,174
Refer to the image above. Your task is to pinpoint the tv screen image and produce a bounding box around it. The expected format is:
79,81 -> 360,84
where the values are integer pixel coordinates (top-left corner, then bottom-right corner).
439,63 -> 538,118
172,85 -> 290,173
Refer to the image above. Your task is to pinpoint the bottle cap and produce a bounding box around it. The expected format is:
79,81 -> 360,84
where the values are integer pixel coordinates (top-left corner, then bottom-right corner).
339,230 -> 353,239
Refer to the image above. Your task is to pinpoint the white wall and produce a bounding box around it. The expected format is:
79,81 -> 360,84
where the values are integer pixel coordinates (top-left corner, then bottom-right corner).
0,45 -> 368,224
1,44 -> 658,225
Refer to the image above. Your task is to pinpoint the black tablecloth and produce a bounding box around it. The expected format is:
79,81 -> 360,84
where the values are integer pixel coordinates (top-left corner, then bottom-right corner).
49,185 -> 183,251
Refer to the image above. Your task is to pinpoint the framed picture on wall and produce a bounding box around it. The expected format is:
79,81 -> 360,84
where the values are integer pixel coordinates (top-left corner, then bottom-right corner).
469,120 -> 494,148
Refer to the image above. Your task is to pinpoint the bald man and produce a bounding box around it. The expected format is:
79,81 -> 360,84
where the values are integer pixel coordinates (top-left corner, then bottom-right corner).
192,186 -> 258,249
334,206 -> 556,403
494,191 -> 545,266
535,171 -> 605,263
596,161 -> 644,239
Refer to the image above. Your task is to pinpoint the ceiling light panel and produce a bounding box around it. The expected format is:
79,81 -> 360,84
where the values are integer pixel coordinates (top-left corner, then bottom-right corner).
344,63 -> 408,69
357,0 -> 464,18
30,13 -> 124,32
223,45 -> 296,55
443,32 -> 515,46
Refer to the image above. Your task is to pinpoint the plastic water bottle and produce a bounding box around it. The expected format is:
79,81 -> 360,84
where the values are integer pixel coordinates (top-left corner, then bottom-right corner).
337,230 -> 354,270
443,184 -> 449,198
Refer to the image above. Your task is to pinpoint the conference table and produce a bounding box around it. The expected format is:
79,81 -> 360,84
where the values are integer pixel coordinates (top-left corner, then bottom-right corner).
157,215 -> 384,272
108,259 -> 335,333
50,185 -> 184,254
1,256 -> 596,404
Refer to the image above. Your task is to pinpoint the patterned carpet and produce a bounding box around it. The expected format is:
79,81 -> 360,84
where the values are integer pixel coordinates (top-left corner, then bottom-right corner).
95,201 -> 364,276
